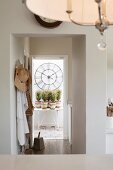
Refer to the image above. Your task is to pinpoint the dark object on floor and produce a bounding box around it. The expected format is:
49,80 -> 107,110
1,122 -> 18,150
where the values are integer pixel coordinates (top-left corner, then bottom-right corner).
33,139 -> 71,155
33,132 -> 45,151
24,149 -> 33,154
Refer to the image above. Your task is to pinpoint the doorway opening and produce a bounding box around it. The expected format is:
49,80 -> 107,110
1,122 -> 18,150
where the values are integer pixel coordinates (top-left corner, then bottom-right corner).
32,56 -> 67,141
10,35 -> 87,155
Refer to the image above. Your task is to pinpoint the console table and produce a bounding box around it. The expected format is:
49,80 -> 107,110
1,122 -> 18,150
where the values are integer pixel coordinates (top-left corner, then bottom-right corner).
34,107 -> 63,128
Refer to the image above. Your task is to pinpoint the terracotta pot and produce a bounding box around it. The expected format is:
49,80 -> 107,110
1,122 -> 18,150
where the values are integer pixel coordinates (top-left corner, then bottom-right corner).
47,101 -> 50,108
41,102 -> 48,109
50,102 -> 56,110
35,101 -> 41,108
56,101 -> 61,108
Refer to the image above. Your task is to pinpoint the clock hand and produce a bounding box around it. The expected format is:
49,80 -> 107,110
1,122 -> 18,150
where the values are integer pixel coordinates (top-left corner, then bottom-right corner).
38,71 -> 48,77
42,73 -> 54,80
50,69 -> 60,77
50,72 -> 55,77
42,73 -> 48,77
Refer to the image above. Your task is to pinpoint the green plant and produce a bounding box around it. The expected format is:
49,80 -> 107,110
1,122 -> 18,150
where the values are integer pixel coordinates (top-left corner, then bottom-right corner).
56,89 -> 61,101
36,91 -> 42,101
42,91 -> 48,102
51,91 -> 56,103
47,90 -> 52,101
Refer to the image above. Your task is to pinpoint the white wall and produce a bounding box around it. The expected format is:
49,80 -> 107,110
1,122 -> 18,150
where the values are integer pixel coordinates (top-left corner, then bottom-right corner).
24,37 -> 30,57
107,29 -> 113,100
10,36 -> 24,154
72,36 -> 86,153
86,30 -> 106,154
24,37 -> 30,69
0,0 -> 106,154
106,27 -> 113,153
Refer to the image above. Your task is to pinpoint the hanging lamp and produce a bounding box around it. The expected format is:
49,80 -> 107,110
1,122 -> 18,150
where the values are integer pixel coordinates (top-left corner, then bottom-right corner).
26,0 -> 113,50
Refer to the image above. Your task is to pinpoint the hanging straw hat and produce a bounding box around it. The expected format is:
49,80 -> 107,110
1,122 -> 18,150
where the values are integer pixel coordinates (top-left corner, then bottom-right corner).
14,68 -> 29,92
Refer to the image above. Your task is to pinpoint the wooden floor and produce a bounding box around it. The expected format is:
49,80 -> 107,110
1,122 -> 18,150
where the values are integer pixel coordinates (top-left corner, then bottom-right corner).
25,139 -> 72,155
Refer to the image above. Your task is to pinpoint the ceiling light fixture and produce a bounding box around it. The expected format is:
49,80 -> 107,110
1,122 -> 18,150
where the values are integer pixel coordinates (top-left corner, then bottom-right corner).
26,0 -> 112,50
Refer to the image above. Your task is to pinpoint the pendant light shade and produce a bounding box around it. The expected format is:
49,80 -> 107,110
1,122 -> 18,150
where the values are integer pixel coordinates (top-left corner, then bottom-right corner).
26,0 -> 113,24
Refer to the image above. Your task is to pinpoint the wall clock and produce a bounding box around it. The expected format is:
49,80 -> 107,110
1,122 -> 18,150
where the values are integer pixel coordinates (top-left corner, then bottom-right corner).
34,63 -> 63,90
34,14 -> 62,28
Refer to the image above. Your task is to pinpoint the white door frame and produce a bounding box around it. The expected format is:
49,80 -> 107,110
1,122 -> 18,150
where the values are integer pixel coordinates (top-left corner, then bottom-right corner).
31,55 -> 68,140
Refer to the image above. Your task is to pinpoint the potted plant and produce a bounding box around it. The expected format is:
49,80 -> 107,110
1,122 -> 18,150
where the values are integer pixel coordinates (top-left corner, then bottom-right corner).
47,90 -> 52,108
35,91 -> 42,108
50,91 -> 56,109
41,91 -> 48,109
55,89 -> 62,108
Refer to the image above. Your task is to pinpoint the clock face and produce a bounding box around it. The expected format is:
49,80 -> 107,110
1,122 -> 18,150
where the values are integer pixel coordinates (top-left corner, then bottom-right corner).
34,63 -> 63,90
40,16 -> 56,23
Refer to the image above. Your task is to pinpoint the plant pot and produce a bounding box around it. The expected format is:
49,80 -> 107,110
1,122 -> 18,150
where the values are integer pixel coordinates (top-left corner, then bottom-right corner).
56,101 -> 61,108
47,101 -> 51,108
35,101 -> 41,108
50,102 -> 56,110
41,102 -> 48,109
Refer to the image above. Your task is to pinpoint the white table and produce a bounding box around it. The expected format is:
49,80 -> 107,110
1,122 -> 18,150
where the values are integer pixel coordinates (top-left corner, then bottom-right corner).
34,107 -> 63,128
1,155 -> 113,170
